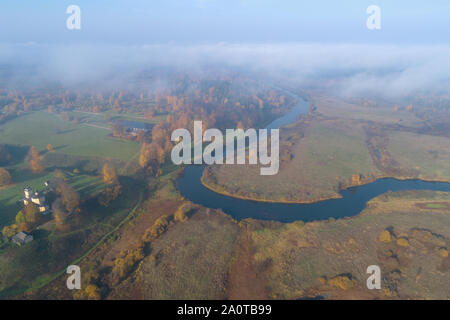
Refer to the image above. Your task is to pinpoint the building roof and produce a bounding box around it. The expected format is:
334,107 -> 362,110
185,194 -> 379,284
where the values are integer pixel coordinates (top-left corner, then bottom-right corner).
117,120 -> 153,130
31,191 -> 43,198
12,231 -> 30,242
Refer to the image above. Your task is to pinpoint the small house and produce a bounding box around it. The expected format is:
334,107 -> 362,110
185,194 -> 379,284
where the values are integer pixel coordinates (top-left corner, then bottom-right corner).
117,120 -> 154,136
22,186 -> 50,214
12,232 -> 33,246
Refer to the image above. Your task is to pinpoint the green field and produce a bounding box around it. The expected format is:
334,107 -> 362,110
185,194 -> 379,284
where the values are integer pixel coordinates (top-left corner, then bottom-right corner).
425,203 -> 446,209
0,176 -> 142,297
0,112 -> 140,161
203,119 -> 379,203
0,170 -> 104,226
68,110 -> 166,127
387,131 -> 450,181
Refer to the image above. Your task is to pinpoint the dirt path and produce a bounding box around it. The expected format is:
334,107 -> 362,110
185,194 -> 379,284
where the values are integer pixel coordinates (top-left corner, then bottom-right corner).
83,123 -> 111,130
226,227 -> 269,300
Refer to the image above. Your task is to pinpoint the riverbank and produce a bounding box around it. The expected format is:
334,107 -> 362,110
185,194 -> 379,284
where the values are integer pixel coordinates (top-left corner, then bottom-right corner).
201,168 -> 450,204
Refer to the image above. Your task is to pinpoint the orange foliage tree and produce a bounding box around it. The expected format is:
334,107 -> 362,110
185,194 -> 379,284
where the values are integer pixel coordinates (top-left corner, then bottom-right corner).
29,146 -> 44,173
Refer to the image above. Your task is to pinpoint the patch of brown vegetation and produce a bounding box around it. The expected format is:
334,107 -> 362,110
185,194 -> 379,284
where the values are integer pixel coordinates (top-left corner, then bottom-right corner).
101,199 -> 182,267
226,225 -> 269,300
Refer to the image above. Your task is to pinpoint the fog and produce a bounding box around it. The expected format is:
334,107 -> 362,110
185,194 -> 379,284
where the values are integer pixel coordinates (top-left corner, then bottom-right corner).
1,42 -> 450,100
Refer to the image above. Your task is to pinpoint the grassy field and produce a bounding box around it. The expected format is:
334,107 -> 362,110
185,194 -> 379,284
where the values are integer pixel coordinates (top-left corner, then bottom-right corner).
0,170 -> 104,226
203,119 -> 380,203
310,96 -> 424,127
0,112 -> 140,161
245,190 -> 450,299
386,131 -> 450,181
0,175 -> 142,298
68,110 -> 167,127
202,94 -> 450,203
135,209 -> 240,299
0,110 -> 146,296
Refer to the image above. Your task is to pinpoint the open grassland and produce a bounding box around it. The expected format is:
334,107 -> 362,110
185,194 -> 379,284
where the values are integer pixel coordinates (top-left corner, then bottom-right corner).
0,112 -> 140,161
311,96 -> 424,127
68,110 -> 166,127
203,119 -> 380,203
132,209 -> 240,299
0,176 -> 142,298
22,166 -> 450,300
386,131 -> 450,181
243,190 -> 450,299
202,95 -> 450,203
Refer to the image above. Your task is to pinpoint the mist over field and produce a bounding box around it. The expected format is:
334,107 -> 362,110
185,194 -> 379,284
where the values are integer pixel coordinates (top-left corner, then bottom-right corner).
1,42 -> 449,100
1,1 -> 450,302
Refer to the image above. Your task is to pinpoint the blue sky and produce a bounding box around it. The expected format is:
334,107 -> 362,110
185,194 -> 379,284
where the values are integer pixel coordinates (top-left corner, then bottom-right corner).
0,0 -> 449,44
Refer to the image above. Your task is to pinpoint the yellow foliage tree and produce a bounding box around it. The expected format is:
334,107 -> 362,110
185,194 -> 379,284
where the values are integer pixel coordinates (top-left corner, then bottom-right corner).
102,162 -> 119,185
396,238 -> 409,247
0,167 -> 11,186
29,146 -> 44,173
378,230 -> 392,243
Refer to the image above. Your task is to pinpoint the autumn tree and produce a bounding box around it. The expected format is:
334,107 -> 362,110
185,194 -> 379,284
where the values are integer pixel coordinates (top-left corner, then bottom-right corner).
136,130 -> 146,143
174,202 -> 194,222
139,142 -> 151,168
47,144 -> 55,152
13,203 -> 42,231
29,146 -> 44,173
102,162 -> 119,185
0,145 -> 11,165
112,244 -> 145,283
112,123 -> 125,137
2,225 -> 18,238
0,167 -> 11,186
98,184 -> 122,207
139,142 -> 166,170
142,215 -> 170,243
52,198 -> 70,231
54,179 -> 81,214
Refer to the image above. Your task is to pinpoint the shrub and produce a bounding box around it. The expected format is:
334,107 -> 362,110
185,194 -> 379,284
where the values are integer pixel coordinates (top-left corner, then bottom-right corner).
439,248 -> 448,258
328,275 -> 354,290
174,202 -> 194,222
378,230 -> 392,243
0,167 -> 11,186
142,215 -> 170,243
396,238 -> 409,247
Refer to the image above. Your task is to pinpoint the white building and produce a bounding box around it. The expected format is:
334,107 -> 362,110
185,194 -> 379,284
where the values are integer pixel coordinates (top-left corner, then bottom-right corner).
22,185 -> 49,214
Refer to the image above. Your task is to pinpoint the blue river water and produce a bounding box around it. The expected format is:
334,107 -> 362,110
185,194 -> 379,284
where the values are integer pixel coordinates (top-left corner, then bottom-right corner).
177,90 -> 450,222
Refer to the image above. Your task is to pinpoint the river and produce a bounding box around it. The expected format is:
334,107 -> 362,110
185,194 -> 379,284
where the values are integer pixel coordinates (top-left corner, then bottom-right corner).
177,90 -> 450,222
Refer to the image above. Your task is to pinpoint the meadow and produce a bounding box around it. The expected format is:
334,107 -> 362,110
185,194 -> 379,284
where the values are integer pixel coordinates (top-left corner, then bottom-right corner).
386,131 -> 450,181
0,111 -> 143,226
203,118 -> 379,203
0,169 -> 105,225
202,95 -> 450,203
0,112 -> 140,161
247,190 -> 450,299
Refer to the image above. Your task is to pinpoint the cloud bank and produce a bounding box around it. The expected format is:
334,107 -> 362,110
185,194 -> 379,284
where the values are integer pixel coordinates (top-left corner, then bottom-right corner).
1,42 -> 449,99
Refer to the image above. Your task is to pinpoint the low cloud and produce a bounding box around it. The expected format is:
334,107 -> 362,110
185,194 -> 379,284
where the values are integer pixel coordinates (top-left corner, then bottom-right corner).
1,42 -> 449,99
